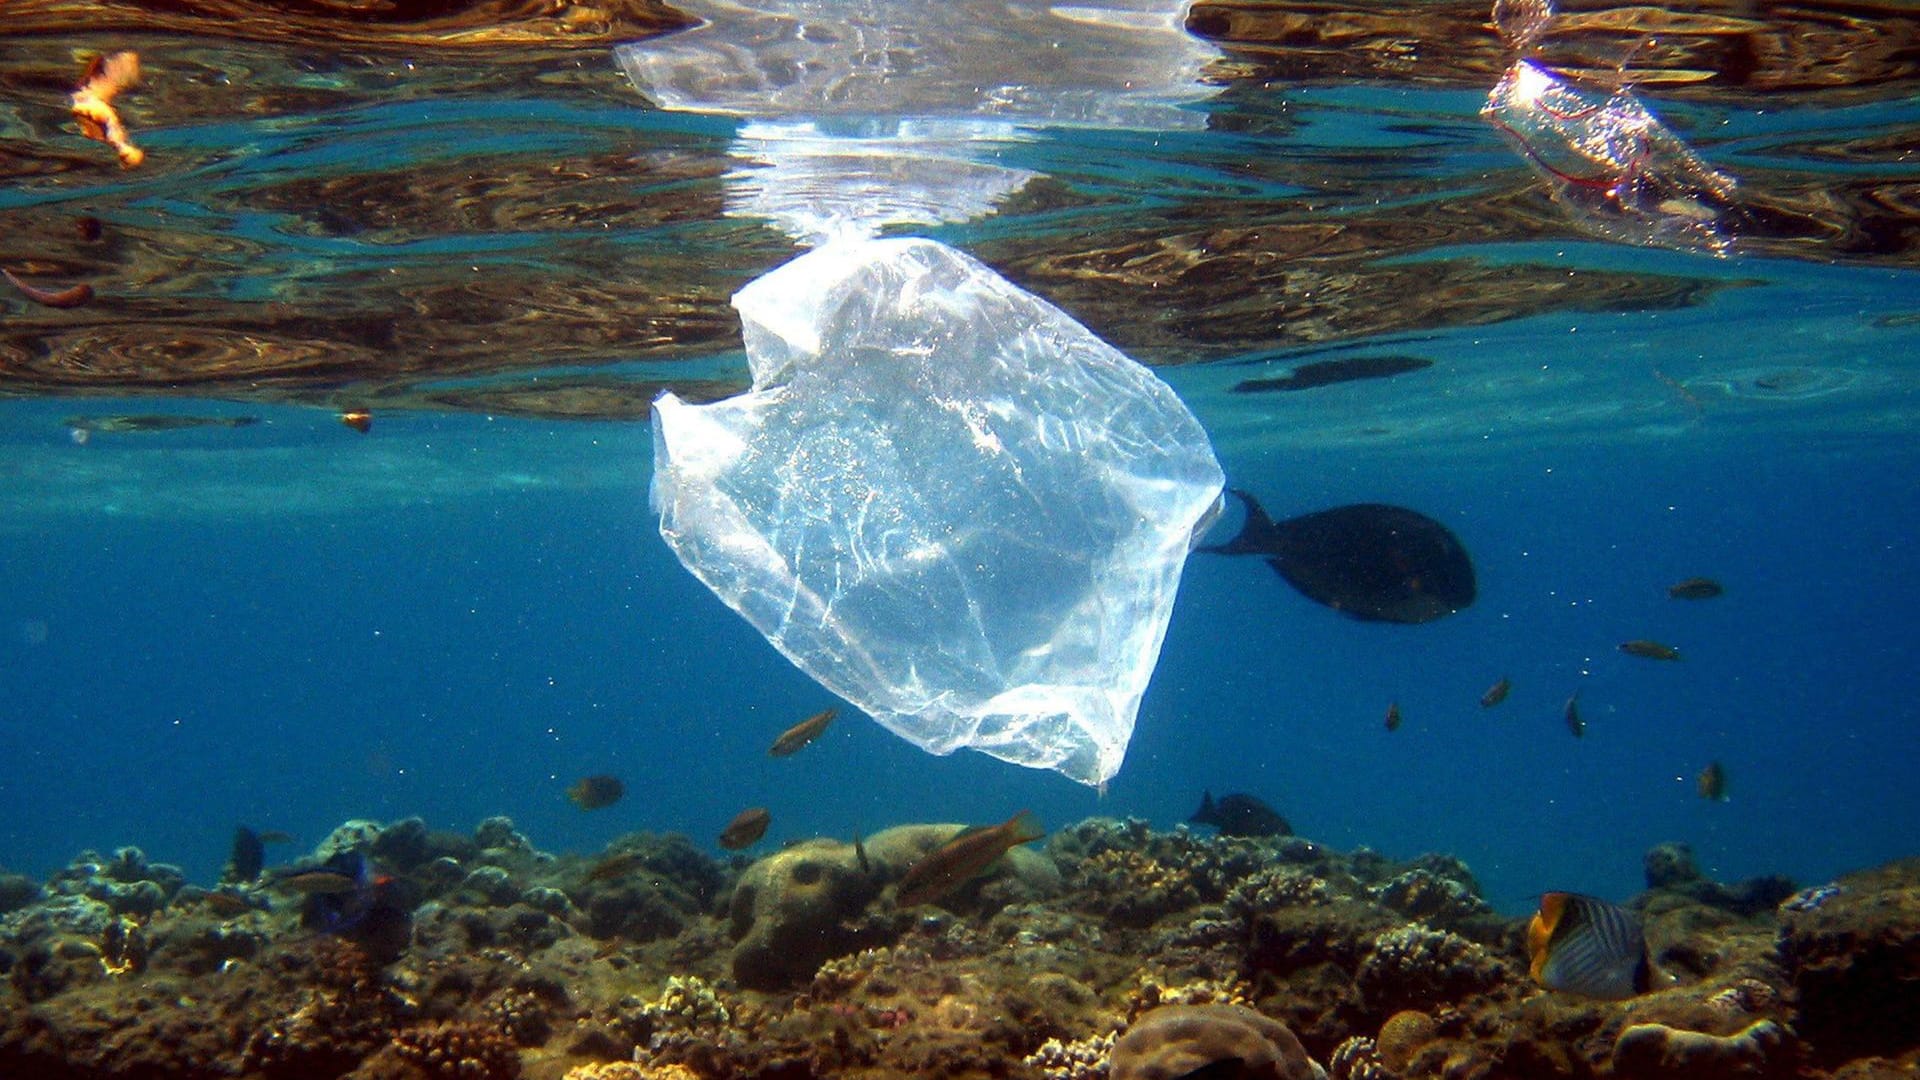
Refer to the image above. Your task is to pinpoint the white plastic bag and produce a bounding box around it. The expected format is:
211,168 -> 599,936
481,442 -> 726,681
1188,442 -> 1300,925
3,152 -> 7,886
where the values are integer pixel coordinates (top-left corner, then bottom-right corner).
651,237 -> 1223,785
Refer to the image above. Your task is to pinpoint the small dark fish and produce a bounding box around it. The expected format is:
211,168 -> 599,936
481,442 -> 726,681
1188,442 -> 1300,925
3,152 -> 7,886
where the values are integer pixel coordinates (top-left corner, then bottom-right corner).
1201,490 -> 1475,624
567,774 -> 625,810
1384,701 -> 1402,732
1480,677 -> 1512,708
1667,577 -> 1724,601
198,891 -> 261,918
586,850 -> 647,882
719,807 -> 772,850
227,826 -> 265,883
64,414 -> 258,434
1230,355 -> 1433,394
1620,640 -> 1682,661
769,707 -> 837,757
339,410 -> 373,434
587,850 -> 645,881
296,851 -> 411,961
1188,791 -> 1291,838
897,811 -> 1044,908
3,268 -> 93,308
1563,692 -> 1584,738
1527,892 -> 1657,999
256,830 -> 295,845
1697,760 -> 1728,801
853,833 -> 871,875
271,869 -> 361,895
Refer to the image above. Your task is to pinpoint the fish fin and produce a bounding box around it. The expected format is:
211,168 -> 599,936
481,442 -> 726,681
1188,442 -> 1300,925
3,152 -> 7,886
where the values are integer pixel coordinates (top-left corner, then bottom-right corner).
1527,892 -> 1566,983
1189,790 -> 1216,824
1007,810 -> 1045,844
1196,489 -> 1280,555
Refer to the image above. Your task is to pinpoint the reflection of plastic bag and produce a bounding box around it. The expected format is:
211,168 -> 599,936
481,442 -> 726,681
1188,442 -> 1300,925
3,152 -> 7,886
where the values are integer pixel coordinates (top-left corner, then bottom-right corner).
722,118 -> 1038,246
651,237 -> 1223,785
612,0 -> 1218,129
1482,59 -> 1738,254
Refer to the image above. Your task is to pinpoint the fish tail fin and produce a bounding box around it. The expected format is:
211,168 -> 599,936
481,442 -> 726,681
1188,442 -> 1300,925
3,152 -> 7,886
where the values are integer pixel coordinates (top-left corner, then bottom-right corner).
1007,810 -> 1045,845
1197,489 -> 1279,555
1190,790 -> 1216,823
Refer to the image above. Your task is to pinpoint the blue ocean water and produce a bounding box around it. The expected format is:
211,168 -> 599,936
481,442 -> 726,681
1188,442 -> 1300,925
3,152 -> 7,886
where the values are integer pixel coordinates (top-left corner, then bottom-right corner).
2,51 -> 1916,915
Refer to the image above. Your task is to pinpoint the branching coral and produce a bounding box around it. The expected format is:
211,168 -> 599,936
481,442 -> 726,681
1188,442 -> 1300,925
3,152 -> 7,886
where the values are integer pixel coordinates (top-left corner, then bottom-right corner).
641,974 -> 731,1032
1024,1031 -> 1115,1080
1328,1035 -> 1391,1080
391,1020 -> 523,1080
1355,924 -> 1510,1015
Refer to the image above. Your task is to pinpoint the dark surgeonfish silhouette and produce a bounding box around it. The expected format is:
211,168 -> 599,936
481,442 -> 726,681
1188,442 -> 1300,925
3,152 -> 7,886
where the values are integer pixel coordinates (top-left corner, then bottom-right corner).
1189,791 -> 1292,838
1201,489 -> 1476,623
1230,354 -> 1433,394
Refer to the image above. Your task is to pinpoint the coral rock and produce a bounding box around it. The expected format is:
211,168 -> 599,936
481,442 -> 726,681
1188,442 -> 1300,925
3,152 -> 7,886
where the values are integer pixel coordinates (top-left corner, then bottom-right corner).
1612,1019 -> 1791,1079
727,838 -> 884,990
1111,1003 -> 1321,1080
0,873 -> 38,914
1645,842 -> 1705,890
1777,859 -> 1920,1065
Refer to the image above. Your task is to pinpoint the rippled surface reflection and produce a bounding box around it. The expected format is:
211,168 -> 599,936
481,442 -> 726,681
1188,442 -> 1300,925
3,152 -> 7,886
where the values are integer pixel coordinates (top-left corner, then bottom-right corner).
0,0 -> 1915,421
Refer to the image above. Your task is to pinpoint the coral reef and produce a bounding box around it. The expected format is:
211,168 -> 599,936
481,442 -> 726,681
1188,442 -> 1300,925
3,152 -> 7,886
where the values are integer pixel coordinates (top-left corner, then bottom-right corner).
1776,859 -> 1920,1067
0,815 -> 1912,1080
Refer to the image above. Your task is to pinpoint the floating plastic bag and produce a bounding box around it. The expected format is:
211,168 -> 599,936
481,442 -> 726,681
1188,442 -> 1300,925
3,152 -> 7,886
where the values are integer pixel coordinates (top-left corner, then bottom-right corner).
650,237 -> 1224,785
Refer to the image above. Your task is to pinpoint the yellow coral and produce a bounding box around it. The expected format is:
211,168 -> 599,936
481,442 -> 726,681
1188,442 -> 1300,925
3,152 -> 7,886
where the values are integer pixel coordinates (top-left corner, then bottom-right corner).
641,974 -> 730,1030
1127,975 -> 1253,1021
564,1063 -> 700,1080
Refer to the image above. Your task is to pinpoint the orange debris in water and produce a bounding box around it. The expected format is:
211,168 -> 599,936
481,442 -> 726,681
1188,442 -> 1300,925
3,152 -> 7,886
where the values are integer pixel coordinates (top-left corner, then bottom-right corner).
71,51 -> 145,169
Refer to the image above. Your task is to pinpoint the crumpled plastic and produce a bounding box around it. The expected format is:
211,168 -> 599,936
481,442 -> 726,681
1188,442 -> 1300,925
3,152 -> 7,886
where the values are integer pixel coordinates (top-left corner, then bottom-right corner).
650,237 -> 1224,785
1482,59 -> 1738,254
1480,0 -> 1739,254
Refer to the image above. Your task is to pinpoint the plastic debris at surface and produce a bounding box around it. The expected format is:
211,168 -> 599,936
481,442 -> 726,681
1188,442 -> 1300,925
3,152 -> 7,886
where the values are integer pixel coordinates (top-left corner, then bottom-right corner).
1480,0 -> 1740,255
649,237 -> 1225,786
1482,59 -> 1739,254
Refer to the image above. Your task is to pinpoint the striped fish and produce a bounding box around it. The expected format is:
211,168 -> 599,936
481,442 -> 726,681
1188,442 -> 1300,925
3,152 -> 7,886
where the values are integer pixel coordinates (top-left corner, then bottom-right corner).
1527,892 -> 1655,999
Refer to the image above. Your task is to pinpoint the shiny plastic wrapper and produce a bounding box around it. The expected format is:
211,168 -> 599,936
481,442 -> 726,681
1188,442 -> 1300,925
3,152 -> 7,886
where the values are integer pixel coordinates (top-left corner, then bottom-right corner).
650,237 -> 1224,785
1483,59 -> 1739,255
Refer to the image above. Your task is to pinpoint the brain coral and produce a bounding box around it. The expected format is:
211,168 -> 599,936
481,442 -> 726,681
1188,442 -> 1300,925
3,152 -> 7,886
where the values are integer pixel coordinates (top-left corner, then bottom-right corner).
1110,1003 -> 1321,1080
1375,1009 -> 1440,1071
